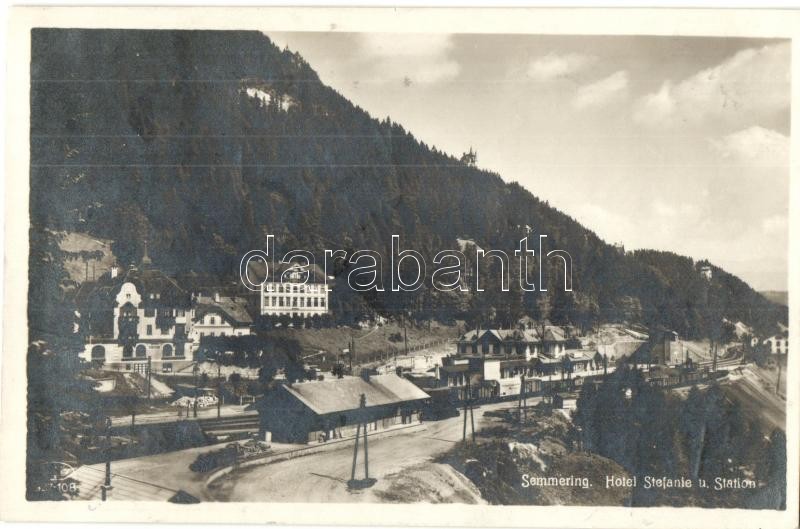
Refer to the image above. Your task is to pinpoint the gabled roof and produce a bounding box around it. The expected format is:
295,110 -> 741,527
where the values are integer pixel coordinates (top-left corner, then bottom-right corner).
281,374 -> 429,416
543,326 -> 567,342
194,295 -> 253,326
565,350 -> 594,362
458,325 -> 567,343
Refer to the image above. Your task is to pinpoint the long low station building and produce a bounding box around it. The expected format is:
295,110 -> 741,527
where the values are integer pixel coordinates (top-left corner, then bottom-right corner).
256,373 -> 430,443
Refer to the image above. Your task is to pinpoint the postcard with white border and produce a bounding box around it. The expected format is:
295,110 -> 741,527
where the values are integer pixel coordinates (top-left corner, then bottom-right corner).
1,6 -> 798,529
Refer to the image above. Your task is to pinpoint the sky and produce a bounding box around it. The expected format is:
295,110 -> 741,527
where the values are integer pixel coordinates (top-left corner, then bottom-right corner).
266,32 -> 790,292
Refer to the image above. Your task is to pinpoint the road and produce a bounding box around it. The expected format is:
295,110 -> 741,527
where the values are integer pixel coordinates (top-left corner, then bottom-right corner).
208,400 -> 524,503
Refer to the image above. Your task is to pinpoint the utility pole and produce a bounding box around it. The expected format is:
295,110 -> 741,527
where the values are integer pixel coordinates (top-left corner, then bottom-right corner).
147,357 -> 152,401
776,356 -> 782,395
193,363 -> 199,418
349,394 -> 371,486
217,362 -> 222,419
403,312 -> 409,358
462,379 -> 475,442
518,374 -> 527,423
101,417 -> 113,501
712,342 -> 718,373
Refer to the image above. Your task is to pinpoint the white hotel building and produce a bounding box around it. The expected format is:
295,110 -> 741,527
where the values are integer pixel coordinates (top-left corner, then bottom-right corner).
258,262 -> 330,318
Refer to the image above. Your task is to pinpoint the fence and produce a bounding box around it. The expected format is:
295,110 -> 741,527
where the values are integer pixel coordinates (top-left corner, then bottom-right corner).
354,338 -> 453,367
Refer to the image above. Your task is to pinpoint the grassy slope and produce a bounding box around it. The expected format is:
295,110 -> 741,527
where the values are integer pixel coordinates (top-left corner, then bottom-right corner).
58,231 -> 116,284
271,321 -> 459,361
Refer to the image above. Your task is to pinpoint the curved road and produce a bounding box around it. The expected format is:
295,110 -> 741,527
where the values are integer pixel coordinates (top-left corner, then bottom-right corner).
208,400 -> 522,503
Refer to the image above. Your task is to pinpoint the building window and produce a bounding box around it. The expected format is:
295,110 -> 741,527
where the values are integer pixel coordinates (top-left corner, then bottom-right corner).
161,327 -> 168,335
123,344 -> 133,358
126,293 -> 131,300
162,344 -> 173,357
210,316 -> 216,325
145,308 -> 155,317
135,344 -> 147,358
91,345 -> 106,360
146,325 -> 153,335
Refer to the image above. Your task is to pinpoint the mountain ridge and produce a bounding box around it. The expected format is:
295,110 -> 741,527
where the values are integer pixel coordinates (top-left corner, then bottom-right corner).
29,29 -> 787,338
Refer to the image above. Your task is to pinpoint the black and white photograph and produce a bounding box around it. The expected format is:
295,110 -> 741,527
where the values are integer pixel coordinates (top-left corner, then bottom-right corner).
1,6 -> 798,528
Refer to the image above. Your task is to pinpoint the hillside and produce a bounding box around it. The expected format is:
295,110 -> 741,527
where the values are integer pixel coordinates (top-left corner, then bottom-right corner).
760,291 -> 788,307
29,29 -> 787,339
56,231 -> 115,285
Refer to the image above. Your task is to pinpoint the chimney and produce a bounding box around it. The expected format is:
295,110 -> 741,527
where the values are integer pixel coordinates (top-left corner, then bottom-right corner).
110,265 -> 119,279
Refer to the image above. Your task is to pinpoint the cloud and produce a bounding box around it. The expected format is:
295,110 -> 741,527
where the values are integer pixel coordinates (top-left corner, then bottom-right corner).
527,52 -> 595,81
572,71 -> 629,109
652,199 -> 701,220
570,202 -> 643,245
762,214 -> 788,235
360,33 -> 452,59
633,42 -> 790,128
710,126 -> 789,166
355,33 -> 460,85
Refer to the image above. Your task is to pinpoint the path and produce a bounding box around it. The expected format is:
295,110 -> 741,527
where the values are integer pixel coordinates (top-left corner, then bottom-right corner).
209,400 -> 525,503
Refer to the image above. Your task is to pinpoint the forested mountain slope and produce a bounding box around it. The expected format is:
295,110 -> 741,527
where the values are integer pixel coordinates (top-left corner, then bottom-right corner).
29,29 -> 787,338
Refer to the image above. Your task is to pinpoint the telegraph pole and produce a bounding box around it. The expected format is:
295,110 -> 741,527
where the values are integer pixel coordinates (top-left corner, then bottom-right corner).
462,379 -> 475,442
349,394 -> 372,488
217,362 -> 222,419
403,312 -> 409,358
146,357 -> 152,401
193,363 -> 199,418
712,342 -> 718,373
101,417 -> 113,501
518,374 -> 527,423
